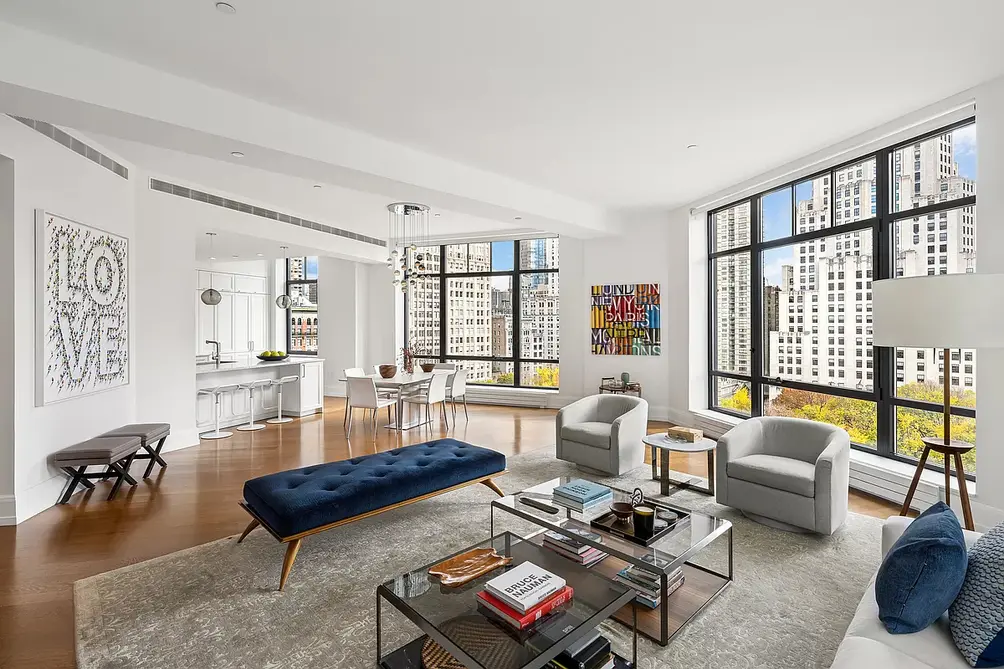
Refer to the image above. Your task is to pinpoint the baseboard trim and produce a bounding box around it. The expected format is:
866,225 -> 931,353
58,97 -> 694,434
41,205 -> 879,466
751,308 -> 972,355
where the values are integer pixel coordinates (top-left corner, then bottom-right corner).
0,494 -> 15,525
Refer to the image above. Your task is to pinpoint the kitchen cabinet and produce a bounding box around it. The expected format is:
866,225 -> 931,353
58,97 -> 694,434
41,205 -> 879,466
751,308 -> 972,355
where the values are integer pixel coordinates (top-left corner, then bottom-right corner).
195,269 -> 271,354
250,293 -> 268,352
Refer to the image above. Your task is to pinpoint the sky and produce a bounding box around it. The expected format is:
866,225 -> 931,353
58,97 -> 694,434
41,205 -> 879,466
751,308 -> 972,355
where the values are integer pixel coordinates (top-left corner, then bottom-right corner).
492,240 -> 514,271
305,256 -> 318,278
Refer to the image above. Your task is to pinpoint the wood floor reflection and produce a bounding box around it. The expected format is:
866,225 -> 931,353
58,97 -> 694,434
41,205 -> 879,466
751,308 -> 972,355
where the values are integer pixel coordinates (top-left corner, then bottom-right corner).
0,398 -> 898,668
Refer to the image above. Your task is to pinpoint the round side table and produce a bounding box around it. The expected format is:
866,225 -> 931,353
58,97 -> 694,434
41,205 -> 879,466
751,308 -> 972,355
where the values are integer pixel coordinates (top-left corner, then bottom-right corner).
642,432 -> 717,496
899,436 -> 974,531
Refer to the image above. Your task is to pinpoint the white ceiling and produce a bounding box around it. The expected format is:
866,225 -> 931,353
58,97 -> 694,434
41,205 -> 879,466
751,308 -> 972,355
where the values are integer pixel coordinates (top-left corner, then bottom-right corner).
87,132 -> 527,242
195,229 -> 320,264
2,0 -> 1004,211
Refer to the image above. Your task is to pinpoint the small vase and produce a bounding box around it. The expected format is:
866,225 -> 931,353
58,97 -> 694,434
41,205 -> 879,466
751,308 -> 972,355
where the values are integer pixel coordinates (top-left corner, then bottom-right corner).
620,372 -> 631,384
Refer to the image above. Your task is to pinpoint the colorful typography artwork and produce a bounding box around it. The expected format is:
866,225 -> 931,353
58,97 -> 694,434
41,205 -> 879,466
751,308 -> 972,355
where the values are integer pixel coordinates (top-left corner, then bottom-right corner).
36,211 -> 129,405
590,284 -> 661,355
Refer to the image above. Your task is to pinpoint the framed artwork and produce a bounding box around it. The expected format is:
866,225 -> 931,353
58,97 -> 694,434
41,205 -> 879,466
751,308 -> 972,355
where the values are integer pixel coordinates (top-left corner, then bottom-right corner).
35,210 -> 129,405
590,283 -> 661,355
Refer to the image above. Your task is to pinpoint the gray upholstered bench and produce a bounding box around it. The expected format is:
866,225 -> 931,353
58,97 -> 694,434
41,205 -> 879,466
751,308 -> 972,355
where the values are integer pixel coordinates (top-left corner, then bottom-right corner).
99,423 -> 170,478
53,436 -> 142,504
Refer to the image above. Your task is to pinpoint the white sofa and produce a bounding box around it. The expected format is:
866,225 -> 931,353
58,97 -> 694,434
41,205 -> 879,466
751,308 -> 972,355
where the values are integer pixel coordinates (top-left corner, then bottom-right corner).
831,516 -> 980,668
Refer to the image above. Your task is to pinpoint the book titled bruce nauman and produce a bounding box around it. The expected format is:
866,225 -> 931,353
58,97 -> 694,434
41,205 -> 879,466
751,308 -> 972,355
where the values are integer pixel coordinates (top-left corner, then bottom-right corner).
485,561 -> 567,613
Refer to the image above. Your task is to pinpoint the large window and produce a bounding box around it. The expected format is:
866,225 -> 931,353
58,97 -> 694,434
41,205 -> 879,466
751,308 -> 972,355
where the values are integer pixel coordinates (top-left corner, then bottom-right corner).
286,256 -> 318,354
709,119 -> 977,474
406,238 -> 559,389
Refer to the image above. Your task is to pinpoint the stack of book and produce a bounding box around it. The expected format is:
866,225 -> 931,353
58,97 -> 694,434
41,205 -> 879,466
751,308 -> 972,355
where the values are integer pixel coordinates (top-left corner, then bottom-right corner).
477,562 -> 573,630
542,530 -> 608,568
548,630 -> 615,669
551,479 -> 613,513
615,564 -> 684,609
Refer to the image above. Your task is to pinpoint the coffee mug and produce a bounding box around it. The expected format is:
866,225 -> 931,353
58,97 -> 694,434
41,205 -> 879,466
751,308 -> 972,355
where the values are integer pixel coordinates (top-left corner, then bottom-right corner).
633,504 -> 656,539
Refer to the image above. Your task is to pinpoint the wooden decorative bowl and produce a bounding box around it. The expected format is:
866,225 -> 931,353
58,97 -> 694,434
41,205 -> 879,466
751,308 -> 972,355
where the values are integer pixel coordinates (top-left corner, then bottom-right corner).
420,363 -> 436,373
610,501 -> 634,521
428,548 -> 511,586
378,364 -> 398,378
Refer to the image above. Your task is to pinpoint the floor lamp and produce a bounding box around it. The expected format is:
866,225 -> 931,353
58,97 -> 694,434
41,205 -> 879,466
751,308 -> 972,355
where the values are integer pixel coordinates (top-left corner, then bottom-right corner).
872,273 -> 1004,530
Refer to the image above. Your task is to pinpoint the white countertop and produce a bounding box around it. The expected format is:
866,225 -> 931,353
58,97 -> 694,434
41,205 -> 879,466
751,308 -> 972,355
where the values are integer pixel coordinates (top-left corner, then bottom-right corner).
196,356 -> 324,376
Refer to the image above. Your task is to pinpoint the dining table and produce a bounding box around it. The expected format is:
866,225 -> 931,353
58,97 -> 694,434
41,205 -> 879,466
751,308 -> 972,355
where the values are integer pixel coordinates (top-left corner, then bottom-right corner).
339,370 -> 454,431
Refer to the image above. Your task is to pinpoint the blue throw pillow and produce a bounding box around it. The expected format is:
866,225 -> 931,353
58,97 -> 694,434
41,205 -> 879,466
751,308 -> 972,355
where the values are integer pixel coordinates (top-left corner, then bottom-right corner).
951,522 -> 1004,667
875,501 -> 967,634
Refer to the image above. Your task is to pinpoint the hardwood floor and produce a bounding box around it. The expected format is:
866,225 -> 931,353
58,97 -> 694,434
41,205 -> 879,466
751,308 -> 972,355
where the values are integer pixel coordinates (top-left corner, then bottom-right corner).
0,398 -> 898,668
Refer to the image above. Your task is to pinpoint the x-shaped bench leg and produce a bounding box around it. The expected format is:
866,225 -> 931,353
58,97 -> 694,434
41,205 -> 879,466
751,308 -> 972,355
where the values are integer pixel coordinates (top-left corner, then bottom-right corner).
142,436 -> 168,478
106,452 -> 139,501
58,466 -> 96,504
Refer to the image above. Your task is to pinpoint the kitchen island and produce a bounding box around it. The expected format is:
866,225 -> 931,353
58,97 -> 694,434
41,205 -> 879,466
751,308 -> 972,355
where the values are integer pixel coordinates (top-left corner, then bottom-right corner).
196,356 -> 325,431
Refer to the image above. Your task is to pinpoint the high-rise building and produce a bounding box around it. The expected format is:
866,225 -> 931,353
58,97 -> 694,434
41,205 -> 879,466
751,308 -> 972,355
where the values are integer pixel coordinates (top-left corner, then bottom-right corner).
714,204 -> 751,377
766,137 -> 976,392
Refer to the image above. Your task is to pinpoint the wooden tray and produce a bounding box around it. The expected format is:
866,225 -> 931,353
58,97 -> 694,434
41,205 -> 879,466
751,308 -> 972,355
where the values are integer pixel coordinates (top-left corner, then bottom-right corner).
428,548 -> 512,586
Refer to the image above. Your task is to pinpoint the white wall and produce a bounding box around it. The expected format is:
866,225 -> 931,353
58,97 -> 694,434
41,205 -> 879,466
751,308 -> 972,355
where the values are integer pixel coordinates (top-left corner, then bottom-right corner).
1,116 -> 137,523
557,217 -> 694,422
134,178 -> 199,457
0,155 -> 14,520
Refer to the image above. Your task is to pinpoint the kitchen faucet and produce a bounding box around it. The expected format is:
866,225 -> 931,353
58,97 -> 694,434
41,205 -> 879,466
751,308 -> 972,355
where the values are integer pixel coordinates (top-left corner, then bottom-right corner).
206,340 -> 221,365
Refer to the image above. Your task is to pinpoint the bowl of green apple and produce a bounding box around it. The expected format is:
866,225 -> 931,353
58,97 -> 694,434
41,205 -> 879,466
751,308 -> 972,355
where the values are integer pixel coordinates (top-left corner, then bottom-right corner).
257,351 -> 289,362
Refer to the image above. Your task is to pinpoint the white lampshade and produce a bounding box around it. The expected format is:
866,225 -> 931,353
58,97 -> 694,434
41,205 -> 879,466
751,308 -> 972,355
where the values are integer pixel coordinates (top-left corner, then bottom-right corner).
872,274 -> 1004,349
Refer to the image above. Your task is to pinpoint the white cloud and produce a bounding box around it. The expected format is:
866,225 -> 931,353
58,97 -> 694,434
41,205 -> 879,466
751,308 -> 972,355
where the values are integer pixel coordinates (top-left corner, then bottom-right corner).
954,124 -> 977,157
763,258 -> 785,287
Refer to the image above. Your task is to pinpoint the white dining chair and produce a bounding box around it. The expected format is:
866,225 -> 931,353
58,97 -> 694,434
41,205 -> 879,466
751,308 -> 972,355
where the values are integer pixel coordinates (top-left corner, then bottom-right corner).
404,371 -> 451,428
345,376 -> 396,432
344,367 -> 367,427
446,368 -> 469,420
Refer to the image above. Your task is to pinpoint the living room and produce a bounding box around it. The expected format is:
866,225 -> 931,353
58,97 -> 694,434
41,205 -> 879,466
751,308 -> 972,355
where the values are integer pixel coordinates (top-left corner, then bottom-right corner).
2,1 -> 1004,668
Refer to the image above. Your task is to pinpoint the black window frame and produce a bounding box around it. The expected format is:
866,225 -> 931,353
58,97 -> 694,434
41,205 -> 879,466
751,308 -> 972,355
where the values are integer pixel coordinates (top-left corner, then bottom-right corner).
285,257 -> 319,355
707,117 -> 976,477
404,238 -> 559,389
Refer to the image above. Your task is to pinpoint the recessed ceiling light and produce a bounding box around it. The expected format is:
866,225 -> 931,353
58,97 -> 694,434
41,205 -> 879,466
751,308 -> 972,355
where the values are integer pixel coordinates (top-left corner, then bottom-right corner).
434,213 -> 441,217
687,143 -> 699,149
231,151 -> 244,158
231,254 -> 239,258
215,2 -> 236,14
313,184 -> 322,189
209,256 -> 217,261
256,253 -> 264,257
514,216 -> 522,220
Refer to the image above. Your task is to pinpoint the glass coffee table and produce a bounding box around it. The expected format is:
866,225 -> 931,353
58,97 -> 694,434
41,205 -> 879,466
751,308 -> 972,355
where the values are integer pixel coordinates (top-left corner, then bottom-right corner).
376,532 -> 638,669
491,477 -> 733,646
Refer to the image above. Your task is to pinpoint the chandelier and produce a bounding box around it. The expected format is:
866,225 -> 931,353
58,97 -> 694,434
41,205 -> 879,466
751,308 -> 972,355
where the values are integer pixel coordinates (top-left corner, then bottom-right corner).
386,202 -> 430,292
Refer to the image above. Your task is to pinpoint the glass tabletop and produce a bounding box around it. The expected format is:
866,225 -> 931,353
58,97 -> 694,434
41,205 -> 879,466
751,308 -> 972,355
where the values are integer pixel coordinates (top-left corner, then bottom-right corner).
378,532 -> 634,669
492,477 -> 731,576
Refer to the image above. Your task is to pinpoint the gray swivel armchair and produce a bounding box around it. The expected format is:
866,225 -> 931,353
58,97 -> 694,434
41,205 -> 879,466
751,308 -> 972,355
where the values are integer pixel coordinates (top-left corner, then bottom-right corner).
556,395 -> 648,475
715,416 -> 850,534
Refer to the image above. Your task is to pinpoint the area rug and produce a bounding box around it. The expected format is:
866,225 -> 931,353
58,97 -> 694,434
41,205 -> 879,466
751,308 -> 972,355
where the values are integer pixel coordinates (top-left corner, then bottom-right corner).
75,449 -> 883,668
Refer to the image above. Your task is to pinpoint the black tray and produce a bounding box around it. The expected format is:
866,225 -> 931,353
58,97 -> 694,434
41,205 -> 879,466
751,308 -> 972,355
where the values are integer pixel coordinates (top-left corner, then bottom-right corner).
589,508 -> 687,547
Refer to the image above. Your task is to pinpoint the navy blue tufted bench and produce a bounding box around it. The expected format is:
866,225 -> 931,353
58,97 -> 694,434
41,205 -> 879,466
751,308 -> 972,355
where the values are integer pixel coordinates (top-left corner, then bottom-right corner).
237,438 -> 506,590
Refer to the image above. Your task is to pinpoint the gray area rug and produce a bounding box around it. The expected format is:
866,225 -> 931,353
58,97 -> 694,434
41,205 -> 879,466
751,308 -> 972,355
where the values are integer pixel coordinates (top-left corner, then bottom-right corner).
75,449 -> 883,668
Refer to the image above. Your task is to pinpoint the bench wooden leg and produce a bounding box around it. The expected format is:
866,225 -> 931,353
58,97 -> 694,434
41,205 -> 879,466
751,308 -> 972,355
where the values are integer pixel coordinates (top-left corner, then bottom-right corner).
237,519 -> 260,543
106,453 -> 139,501
142,436 -> 169,478
481,478 -> 504,497
58,466 -> 89,504
279,539 -> 302,591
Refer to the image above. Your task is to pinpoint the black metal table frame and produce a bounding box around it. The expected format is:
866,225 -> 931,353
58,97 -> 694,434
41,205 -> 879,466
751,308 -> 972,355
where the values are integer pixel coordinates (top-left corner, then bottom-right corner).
649,443 -> 716,497
491,495 -> 733,647
375,532 -> 639,669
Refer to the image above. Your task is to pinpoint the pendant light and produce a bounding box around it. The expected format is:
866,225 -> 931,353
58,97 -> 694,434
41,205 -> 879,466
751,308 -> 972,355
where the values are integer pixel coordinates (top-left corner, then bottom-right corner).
275,246 -> 293,309
386,202 -> 430,293
200,233 -> 223,306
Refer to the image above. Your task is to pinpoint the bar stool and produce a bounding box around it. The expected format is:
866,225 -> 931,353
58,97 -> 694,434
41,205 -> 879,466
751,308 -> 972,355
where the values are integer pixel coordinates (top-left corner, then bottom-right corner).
236,379 -> 272,432
267,375 -> 299,424
199,384 -> 240,440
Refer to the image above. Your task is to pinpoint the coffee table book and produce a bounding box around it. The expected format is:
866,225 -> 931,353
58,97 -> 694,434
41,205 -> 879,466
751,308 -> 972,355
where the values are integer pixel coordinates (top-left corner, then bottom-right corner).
485,561 -> 567,614
477,585 -> 574,629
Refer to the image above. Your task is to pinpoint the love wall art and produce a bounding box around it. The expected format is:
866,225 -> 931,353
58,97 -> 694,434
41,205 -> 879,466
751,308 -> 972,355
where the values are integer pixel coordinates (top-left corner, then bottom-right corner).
590,283 -> 661,355
36,211 -> 129,405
